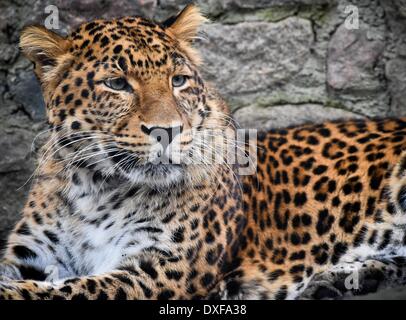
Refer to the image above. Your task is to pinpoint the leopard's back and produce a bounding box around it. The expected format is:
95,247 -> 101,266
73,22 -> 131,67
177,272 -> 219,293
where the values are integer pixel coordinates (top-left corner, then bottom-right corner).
220,118 -> 406,299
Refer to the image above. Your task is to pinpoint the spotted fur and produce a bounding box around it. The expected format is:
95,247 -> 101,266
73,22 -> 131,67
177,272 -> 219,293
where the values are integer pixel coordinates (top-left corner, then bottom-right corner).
1,5 -> 406,300
214,119 -> 406,299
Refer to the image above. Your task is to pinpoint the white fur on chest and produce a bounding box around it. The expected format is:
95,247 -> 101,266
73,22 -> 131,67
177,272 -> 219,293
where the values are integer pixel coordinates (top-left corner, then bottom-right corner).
55,173 -> 173,277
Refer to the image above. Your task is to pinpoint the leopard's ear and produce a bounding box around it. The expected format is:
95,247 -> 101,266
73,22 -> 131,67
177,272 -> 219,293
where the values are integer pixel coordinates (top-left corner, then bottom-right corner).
20,25 -> 71,83
163,4 -> 207,43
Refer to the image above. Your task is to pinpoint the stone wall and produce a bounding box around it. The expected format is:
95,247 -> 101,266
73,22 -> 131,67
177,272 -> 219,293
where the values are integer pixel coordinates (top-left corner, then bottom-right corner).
0,0 -> 406,292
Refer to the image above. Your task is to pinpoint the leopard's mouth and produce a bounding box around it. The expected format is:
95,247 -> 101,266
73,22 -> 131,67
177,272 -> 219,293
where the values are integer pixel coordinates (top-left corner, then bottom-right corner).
107,148 -> 186,187
108,149 -> 184,170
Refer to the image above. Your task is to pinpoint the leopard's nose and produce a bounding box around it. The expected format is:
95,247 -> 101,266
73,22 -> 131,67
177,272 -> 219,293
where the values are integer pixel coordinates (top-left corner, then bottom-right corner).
141,124 -> 183,147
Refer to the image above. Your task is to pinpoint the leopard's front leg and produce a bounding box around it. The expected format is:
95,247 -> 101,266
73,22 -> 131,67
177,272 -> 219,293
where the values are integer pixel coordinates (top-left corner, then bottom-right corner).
0,256 -> 211,300
0,270 -> 140,300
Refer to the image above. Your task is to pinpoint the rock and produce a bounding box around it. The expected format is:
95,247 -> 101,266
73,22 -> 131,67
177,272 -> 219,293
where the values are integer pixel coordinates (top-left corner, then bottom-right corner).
0,125 -> 36,249
197,18 -> 313,108
327,23 -> 385,92
385,57 -> 406,116
0,169 -> 31,249
233,104 -> 363,130
0,127 -> 35,173
0,44 -> 18,65
391,0 -> 406,18
11,73 -> 46,122
219,0 -> 333,10
53,0 -> 157,31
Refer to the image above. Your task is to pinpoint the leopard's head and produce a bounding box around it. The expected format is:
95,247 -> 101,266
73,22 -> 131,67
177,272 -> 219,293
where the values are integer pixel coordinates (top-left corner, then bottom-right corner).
20,5 -> 235,188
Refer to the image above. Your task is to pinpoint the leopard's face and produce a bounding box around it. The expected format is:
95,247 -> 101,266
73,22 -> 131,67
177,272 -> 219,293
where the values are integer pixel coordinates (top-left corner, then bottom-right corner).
21,6 -> 231,187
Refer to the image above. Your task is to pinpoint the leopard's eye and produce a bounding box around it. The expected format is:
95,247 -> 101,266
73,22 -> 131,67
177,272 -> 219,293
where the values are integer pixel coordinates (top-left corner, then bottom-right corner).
172,75 -> 188,88
103,77 -> 131,91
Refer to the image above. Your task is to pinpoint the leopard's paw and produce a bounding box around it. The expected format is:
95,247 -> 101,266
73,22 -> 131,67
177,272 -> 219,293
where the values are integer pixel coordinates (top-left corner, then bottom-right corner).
299,279 -> 343,300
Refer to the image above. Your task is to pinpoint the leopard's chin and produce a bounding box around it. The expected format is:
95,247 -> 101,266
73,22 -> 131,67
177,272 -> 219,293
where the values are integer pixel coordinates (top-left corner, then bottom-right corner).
120,162 -> 186,188
105,148 -> 189,188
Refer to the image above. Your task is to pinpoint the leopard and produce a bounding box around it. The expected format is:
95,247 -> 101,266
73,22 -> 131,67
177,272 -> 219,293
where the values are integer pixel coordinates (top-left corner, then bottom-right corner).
1,4 -> 406,300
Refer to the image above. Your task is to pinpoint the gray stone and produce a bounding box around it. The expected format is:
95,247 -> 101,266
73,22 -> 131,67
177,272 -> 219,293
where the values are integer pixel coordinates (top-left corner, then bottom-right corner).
0,44 -> 19,65
198,18 -> 313,108
386,58 -> 406,116
0,169 -> 31,248
155,0 -> 333,19
54,0 -> 157,31
220,0 -> 334,10
233,104 -> 363,130
10,73 -> 46,122
391,0 -> 406,18
327,23 -> 385,92
0,127 -> 35,173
